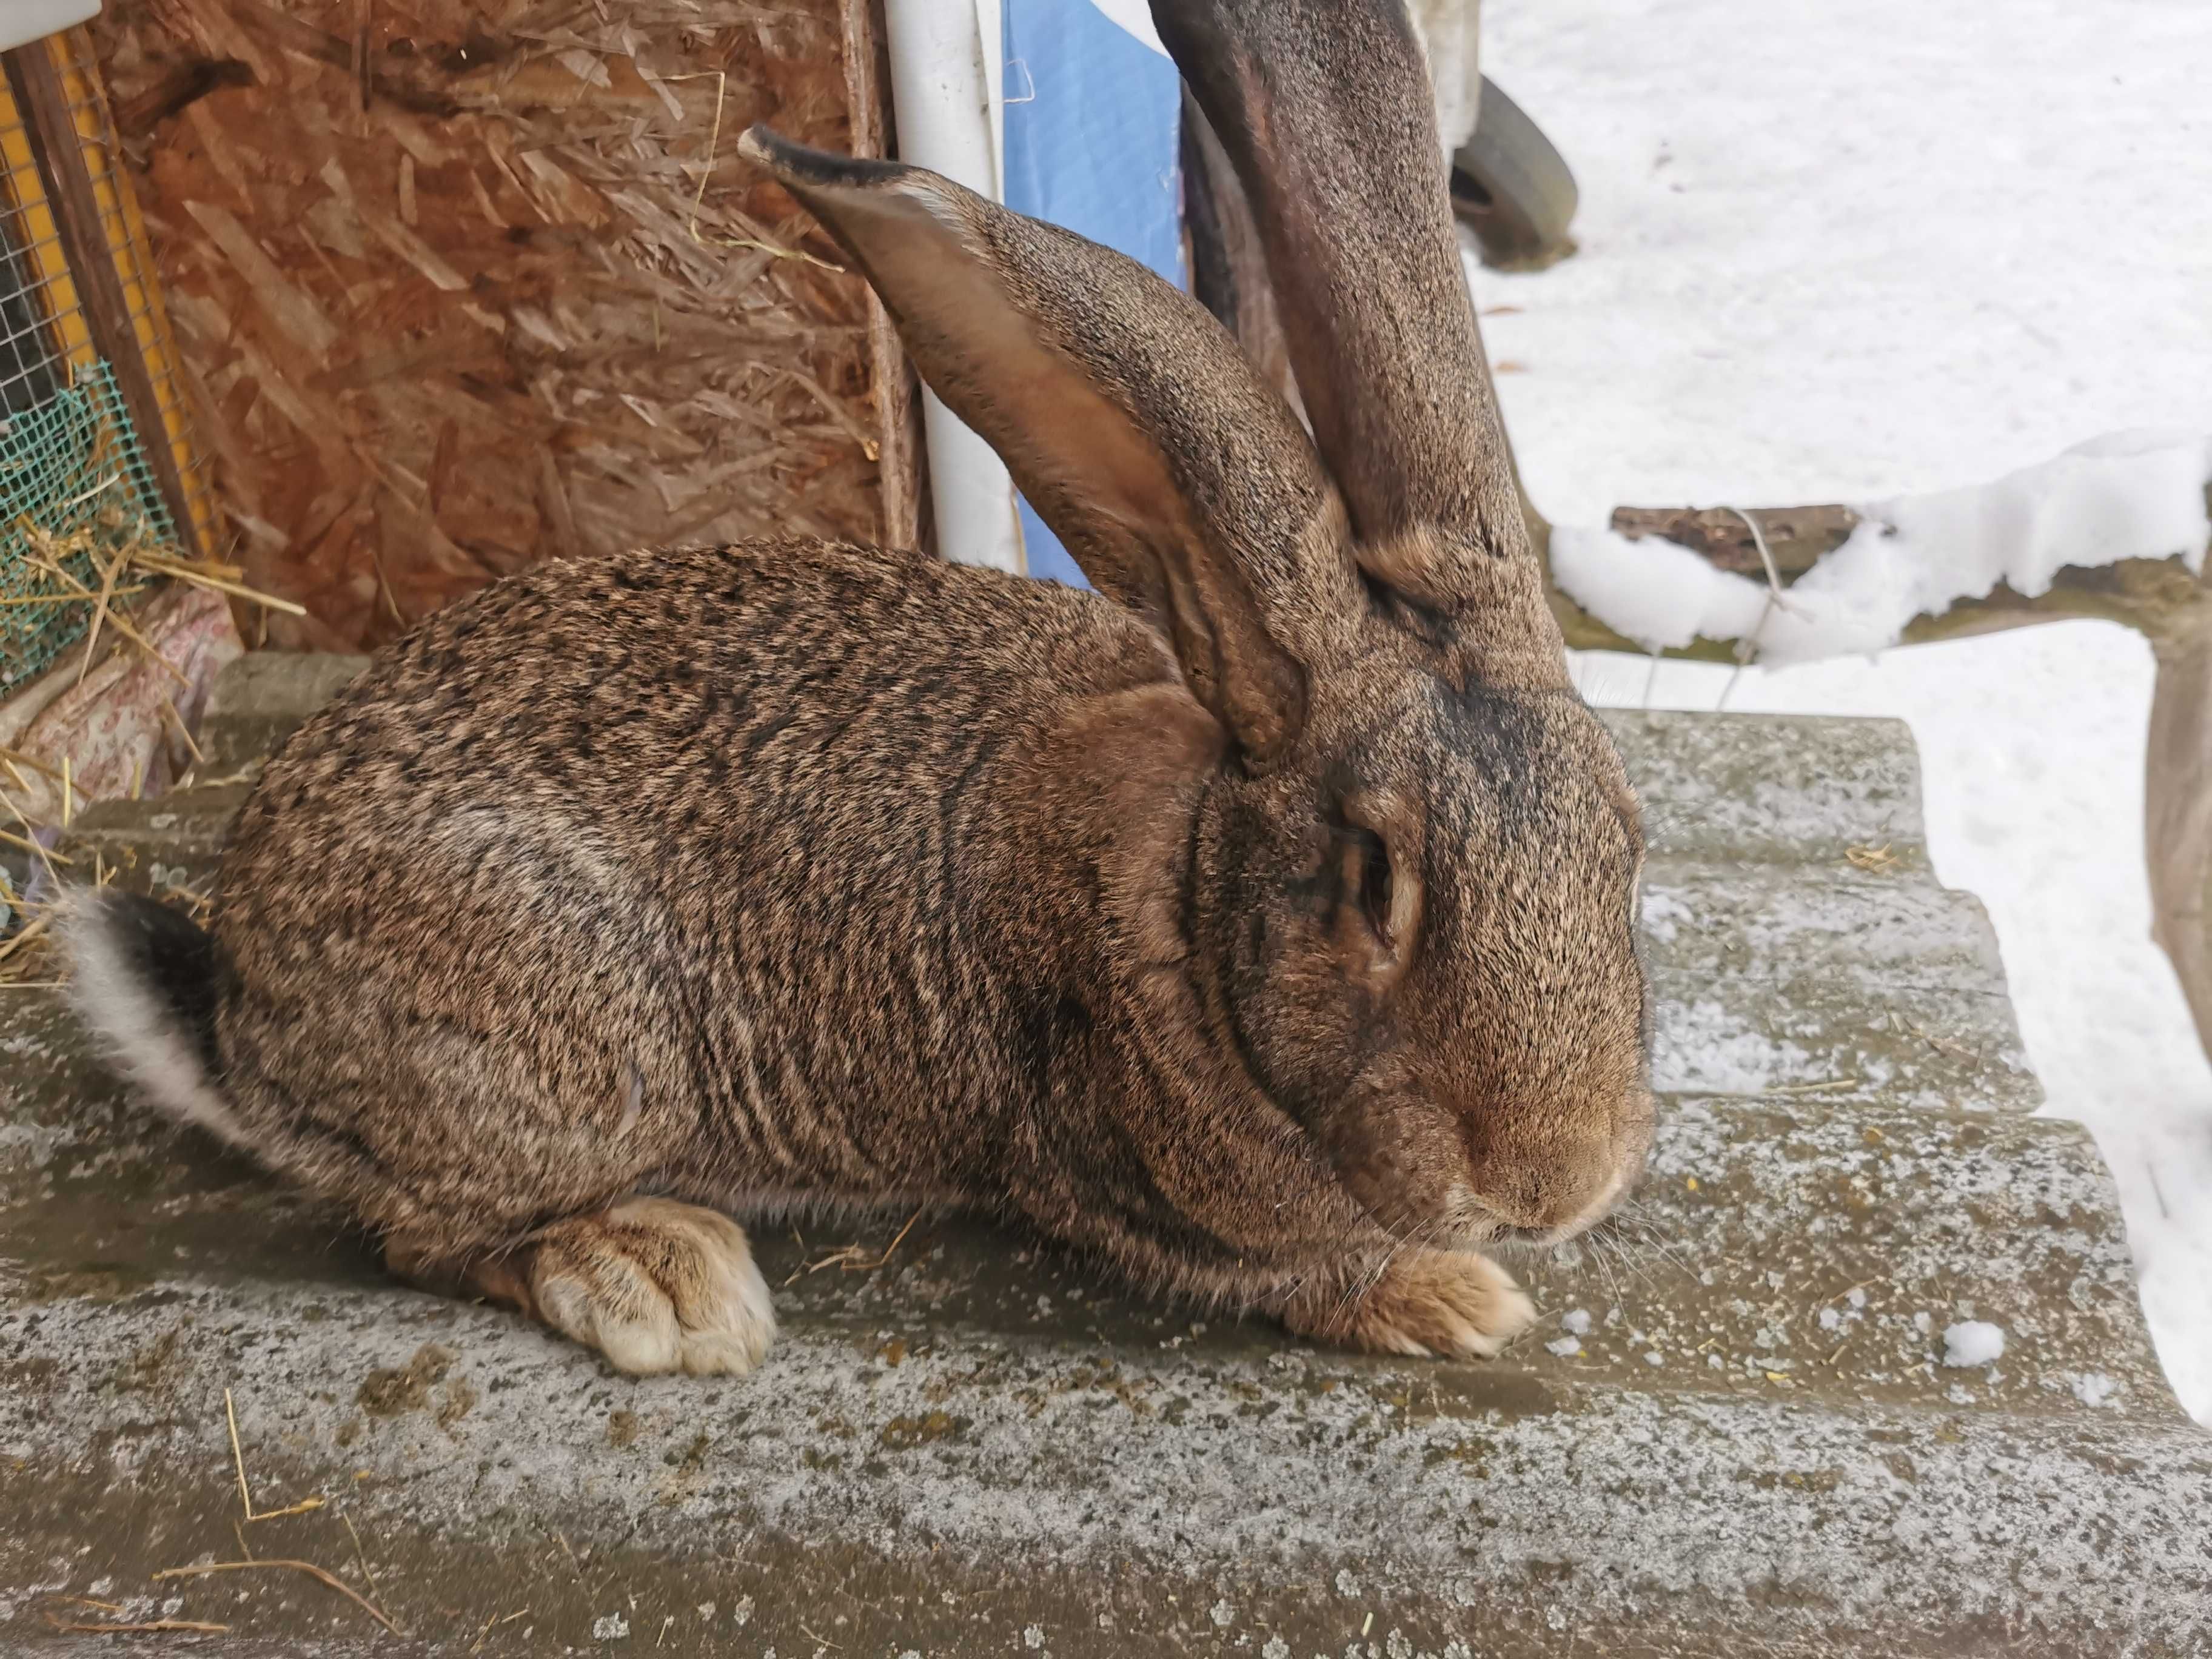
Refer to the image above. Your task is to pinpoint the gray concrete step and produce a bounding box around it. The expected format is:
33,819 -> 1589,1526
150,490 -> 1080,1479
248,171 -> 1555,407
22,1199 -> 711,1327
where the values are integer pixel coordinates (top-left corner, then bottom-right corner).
50,782 -> 250,899
3,652 -> 2202,1657
192,651 -> 371,774
1,1144 -> 2204,1658
1598,708 -> 1926,866
1643,866 -> 2037,1111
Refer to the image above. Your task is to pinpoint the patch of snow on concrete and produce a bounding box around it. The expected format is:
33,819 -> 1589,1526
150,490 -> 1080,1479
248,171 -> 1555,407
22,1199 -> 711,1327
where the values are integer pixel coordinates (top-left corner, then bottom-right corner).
1651,997 -> 1811,1094
1638,888 -> 1693,945
2072,1372 -> 2120,1408
1943,1321 -> 2006,1367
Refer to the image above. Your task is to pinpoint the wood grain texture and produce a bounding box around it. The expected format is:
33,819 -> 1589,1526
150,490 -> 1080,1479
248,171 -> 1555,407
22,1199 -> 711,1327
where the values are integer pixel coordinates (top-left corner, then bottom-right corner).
88,0 -> 900,649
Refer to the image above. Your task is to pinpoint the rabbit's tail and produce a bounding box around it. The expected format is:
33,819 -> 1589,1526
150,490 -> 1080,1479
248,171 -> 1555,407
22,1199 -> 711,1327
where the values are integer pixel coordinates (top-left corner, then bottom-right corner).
60,886 -> 250,1150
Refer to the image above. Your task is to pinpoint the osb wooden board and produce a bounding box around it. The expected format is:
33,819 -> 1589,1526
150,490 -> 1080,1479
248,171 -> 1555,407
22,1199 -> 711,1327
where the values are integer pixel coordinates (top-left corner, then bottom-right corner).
88,0 -> 907,651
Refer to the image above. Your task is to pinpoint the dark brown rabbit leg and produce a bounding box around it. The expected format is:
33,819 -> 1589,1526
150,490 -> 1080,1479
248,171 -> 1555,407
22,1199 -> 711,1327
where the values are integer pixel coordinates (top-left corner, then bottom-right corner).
1277,1248 -> 1535,1360
387,1198 -> 776,1378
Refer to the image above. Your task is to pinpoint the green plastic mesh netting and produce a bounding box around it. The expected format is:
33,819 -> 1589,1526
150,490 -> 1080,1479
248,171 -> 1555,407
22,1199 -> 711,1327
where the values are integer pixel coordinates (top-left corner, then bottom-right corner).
2,356 -> 181,694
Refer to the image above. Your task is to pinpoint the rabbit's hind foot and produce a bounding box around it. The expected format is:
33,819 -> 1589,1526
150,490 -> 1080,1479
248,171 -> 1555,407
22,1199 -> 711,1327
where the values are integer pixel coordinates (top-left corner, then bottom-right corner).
390,1197 -> 777,1378
1280,1247 -> 1536,1360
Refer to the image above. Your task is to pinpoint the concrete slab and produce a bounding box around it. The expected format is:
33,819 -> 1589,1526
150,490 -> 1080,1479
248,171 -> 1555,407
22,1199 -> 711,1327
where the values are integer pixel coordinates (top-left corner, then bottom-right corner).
192,652 -> 371,774
1643,868 -> 2038,1112
55,783 -> 250,900
1597,709 -> 1926,868
0,994 -> 2160,1413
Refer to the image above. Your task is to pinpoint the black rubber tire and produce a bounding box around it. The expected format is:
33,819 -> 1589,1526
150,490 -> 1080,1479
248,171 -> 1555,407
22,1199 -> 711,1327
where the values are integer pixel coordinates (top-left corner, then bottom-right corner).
1450,76 -> 1579,271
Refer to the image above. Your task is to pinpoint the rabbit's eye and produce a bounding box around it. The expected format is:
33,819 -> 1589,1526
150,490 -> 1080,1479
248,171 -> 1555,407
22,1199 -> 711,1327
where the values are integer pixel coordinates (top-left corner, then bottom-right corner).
1333,792 -> 1421,988
1355,830 -> 1394,942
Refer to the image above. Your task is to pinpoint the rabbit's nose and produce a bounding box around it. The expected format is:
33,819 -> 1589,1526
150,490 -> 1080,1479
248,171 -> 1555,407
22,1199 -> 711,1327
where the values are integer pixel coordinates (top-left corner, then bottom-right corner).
1458,1132 -> 1606,1230
1532,1156 -> 1645,1245
1458,1109 -> 1645,1239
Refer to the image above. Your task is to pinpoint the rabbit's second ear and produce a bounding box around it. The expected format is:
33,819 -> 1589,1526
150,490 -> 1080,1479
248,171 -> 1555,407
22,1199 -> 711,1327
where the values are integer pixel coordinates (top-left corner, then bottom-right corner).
742,127 -> 1356,766
1156,0 -> 1530,602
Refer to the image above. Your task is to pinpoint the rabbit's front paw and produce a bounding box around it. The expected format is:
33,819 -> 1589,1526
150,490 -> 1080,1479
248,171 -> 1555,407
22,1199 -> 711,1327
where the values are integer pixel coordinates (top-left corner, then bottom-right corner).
1284,1248 -> 1535,1359
529,1198 -> 777,1377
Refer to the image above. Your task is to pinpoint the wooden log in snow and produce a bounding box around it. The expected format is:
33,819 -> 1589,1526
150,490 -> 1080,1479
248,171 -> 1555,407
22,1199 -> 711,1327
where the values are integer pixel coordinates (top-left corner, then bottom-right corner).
1536,486 -> 2212,662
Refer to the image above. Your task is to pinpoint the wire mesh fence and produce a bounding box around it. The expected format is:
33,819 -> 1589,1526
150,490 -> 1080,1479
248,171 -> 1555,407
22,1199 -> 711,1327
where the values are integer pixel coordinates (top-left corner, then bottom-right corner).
2,28 -> 204,694
0,210 -> 67,415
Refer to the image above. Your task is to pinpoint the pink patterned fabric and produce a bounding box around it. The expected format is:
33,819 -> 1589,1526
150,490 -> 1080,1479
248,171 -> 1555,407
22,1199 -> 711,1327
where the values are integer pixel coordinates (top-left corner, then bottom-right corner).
0,584 -> 241,828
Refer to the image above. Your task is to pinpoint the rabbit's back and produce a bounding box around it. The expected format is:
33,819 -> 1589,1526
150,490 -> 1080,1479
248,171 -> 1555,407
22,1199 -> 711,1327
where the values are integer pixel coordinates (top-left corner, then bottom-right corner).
208,538 -> 1174,1248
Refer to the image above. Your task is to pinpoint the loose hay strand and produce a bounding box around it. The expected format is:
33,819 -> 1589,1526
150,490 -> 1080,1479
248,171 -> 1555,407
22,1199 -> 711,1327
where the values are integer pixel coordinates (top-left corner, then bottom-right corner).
19,541 -> 191,688
73,545 -> 134,687
151,1560 -> 405,1638
0,829 -> 65,866
340,1508 -> 380,1593
226,1387 -> 328,1523
1,789 -> 71,873
0,745 -> 91,800
45,1613 -> 232,1635
788,1206 -> 927,1283
665,67 -> 845,271
160,697 -> 206,769
225,1386 -> 255,1519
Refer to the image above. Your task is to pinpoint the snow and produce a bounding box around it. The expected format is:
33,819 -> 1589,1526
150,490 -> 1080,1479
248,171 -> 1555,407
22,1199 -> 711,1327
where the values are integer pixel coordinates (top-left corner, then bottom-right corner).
1553,434 -> 2212,662
1560,1308 -> 1592,1336
2072,1373 -> 2120,1409
1477,0 -> 2212,1424
1942,1321 -> 2007,1369
1550,521 -> 1771,652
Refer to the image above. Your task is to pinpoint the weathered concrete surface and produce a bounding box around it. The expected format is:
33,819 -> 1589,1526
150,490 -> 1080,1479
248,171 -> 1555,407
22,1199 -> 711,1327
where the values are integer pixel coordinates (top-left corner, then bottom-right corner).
3,657 -> 2205,1655
55,783 -> 251,902
1643,869 -> 2036,1111
193,651 -> 372,774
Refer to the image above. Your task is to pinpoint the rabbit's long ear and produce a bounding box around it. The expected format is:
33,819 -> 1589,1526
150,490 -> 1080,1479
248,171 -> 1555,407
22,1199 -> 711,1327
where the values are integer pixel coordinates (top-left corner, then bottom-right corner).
1153,0 -> 1528,608
742,127 -> 1355,766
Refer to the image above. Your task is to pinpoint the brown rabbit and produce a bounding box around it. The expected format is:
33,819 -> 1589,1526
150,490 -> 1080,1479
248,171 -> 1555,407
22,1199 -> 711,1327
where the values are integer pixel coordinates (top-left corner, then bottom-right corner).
62,0 -> 1652,1377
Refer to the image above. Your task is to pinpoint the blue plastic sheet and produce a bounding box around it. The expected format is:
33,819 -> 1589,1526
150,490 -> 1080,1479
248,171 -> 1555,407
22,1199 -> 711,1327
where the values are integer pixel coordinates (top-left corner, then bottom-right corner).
1000,0 -> 1186,588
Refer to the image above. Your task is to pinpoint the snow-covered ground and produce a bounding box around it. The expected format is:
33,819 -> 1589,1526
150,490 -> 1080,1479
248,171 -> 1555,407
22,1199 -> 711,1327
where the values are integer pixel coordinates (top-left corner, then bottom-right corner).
1473,0 -> 2212,1421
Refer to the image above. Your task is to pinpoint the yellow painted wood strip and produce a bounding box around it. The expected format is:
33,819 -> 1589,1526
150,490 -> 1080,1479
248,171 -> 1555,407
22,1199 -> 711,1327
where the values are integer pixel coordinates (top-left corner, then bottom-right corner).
0,73 -> 94,373
48,28 -> 216,558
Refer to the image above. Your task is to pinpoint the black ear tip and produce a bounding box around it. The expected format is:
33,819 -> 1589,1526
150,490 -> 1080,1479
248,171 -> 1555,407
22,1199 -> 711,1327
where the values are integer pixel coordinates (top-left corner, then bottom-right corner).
736,123 -> 808,175
734,122 -> 780,160
739,124 -> 906,192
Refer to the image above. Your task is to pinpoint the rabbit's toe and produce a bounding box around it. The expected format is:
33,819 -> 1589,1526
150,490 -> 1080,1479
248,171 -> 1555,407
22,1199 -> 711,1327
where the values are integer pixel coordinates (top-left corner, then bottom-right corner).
529,1198 -> 777,1377
1285,1248 -> 1535,1359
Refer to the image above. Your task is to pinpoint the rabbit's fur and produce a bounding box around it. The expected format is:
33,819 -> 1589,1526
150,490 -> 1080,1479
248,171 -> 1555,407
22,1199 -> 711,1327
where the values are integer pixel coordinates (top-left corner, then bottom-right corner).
64,0 -> 1652,1375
